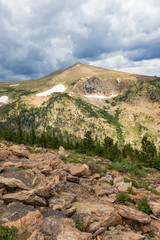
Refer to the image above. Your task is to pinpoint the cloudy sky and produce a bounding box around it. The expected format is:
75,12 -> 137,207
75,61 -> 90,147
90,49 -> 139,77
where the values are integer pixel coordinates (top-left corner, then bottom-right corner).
0,0 -> 160,82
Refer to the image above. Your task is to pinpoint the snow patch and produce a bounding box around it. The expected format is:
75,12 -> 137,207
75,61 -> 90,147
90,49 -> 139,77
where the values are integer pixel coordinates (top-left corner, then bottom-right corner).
36,84 -> 66,97
0,96 -> 9,104
10,84 -> 19,87
84,94 -> 118,99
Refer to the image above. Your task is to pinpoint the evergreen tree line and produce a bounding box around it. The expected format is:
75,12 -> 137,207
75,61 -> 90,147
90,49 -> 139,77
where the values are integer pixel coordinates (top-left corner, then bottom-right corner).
0,116 -> 159,170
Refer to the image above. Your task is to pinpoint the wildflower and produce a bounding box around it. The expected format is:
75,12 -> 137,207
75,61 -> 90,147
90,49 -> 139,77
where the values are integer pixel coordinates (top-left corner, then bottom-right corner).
90,164 -> 95,170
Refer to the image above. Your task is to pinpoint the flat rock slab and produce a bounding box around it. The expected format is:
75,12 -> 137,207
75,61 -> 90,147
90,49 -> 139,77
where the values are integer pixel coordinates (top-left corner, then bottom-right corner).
149,201 -> 160,217
73,201 -> 122,233
3,210 -> 42,235
105,232 -> 145,240
3,190 -> 47,206
0,176 -> 30,190
116,205 -> 151,223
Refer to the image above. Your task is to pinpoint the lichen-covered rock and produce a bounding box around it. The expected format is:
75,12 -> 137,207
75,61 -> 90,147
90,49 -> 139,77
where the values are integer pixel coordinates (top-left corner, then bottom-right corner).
4,210 -> 43,235
40,216 -> 92,240
149,201 -> 160,217
3,190 -> 47,206
116,205 -> 151,223
0,176 -> 30,190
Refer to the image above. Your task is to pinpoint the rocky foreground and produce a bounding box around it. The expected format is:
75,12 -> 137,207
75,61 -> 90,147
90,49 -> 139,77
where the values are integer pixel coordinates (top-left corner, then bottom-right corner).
0,142 -> 160,239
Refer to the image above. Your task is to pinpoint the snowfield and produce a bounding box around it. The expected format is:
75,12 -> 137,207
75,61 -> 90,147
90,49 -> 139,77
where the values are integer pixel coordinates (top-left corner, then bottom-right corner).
10,84 -> 19,87
0,96 -> 9,104
36,84 -> 66,97
84,94 -> 118,99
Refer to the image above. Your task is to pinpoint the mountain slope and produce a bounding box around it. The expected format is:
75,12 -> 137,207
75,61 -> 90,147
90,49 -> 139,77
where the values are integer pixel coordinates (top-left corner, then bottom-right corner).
0,63 -> 159,148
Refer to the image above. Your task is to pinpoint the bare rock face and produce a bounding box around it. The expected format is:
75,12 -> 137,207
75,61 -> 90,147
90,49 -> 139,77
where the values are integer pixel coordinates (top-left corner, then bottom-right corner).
3,190 -> 47,206
116,205 -> 151,223
3,210 -> 43,235
70,164 -> 90,177
9,145 -> 30,158
0,176 -> 30,190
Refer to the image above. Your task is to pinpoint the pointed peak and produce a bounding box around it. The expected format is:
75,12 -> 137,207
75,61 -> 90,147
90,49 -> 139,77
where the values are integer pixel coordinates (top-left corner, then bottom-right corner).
73,62 -> 83,67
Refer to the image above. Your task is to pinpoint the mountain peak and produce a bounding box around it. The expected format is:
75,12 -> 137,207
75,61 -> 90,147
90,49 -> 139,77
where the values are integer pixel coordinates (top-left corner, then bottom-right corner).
73,62 -> 83,67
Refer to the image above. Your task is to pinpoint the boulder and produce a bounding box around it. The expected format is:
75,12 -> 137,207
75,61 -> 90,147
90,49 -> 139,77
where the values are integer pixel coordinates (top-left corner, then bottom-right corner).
58,146 -> 69,158
0,149 -> 9,159
106,232 -> 145,240
40,216 -> 92,240
3,190 -> 47,206
0,176 -> 30,190
117,182 -> 132,192
9,145 -> 30,158
149,201 -> 160,217
34,185 -> 53,198
67,175 -> 80,183
70,164 -> 90,177
116,205 -> 151,223
118,232 -> 145,240
73,201 -> 122,234
4,210 -> 43,235
49,192 -> 76,210
114,176 -> 124,184
94,183 -> 115,196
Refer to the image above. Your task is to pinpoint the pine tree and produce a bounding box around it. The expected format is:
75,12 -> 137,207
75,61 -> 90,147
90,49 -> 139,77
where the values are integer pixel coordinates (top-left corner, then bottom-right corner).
16,116 -> 23,144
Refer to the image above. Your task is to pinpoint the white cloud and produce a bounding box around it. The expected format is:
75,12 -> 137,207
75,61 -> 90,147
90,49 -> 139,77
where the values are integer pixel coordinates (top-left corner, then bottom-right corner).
0,0 -> 160,82
89,53 -> 160,76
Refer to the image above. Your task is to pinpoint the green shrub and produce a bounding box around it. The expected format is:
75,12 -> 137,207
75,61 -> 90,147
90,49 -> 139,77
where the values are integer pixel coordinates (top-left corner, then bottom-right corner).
116,192 -> 133,203
113,159 -> 146,177
0,225 -> 17,240
127,187 -> 136,195
59,153 -> 67,161
15,168 -> 24,171
147,231 -> 156,237
74,217 -> 83,231
7,187 -> 15,193
137,198 -> 152,215
124,177 -> 131,183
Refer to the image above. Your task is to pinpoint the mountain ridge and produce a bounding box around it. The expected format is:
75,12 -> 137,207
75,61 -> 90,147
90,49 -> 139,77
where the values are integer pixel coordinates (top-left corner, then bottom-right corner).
0,63 -> 159,148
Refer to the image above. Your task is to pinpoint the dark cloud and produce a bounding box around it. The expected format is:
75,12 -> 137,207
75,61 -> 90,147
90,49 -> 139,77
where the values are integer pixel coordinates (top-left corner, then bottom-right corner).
0,0 -> 160,82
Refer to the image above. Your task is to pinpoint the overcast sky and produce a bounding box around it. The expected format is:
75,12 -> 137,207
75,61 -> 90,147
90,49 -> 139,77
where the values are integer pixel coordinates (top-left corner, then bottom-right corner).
0,0 -> 160,82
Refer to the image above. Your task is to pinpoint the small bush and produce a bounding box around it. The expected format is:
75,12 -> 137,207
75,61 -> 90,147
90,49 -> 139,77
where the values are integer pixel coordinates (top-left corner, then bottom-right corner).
116,192 -> 133,203
113,159 -> 146,177
59,153 -> 67,161
15,168 -> 24,171
0,225 -> 17,240
127,187 -> 136,195
147,231 -> 156,237
74,217 -> 83,231
124,177 -> 131,183
7,187 -> 15,193
137,198 -> 152,215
